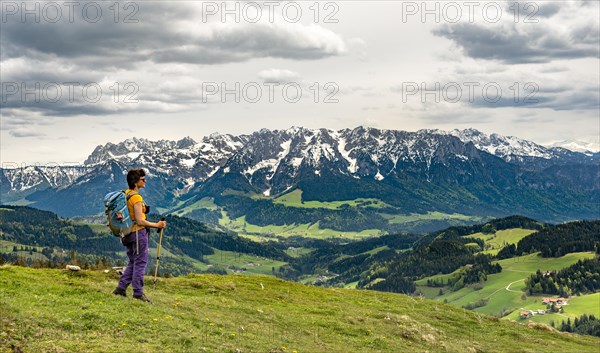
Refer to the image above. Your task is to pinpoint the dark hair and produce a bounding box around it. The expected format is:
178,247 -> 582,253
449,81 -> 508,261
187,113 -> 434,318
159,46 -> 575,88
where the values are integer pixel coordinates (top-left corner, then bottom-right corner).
127,168 -> 146,189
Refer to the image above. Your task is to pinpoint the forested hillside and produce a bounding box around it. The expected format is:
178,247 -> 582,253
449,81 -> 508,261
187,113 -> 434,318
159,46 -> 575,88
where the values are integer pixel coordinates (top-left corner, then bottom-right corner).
497,220 -> 600,258
526,257 -> 600,296
0,206 -> 288,276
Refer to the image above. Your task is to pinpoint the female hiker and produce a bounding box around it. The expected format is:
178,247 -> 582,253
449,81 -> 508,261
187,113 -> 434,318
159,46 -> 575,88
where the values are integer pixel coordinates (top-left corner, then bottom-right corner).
113,168 -> 166,303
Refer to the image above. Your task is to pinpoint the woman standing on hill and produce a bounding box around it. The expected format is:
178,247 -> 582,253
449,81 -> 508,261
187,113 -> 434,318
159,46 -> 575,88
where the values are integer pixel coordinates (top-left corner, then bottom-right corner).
113,168 -> 166,303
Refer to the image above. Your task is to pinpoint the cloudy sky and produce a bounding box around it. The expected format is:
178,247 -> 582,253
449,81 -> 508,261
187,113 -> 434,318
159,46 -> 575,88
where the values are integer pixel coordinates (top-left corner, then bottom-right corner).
1,0 -> 599,165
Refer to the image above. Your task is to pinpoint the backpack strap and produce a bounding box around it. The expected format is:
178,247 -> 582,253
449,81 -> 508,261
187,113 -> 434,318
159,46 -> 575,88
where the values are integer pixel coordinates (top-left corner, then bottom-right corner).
124,190 -> 139,225
125,190 -> 141,255
125,190 -> 139,201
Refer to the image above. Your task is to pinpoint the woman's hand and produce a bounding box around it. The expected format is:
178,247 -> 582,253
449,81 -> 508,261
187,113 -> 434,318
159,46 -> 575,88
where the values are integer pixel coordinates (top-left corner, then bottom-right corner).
133,202 -> 167,229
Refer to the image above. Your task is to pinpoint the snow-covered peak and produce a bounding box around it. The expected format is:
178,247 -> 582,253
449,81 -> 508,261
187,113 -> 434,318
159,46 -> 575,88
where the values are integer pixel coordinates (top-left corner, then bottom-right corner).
1,165 -> 93,192
84,137 -> 180,165
547,139 -> 600,154
3,126 -> 595,199
176,136 -> 197,149
436,128 -> 556,160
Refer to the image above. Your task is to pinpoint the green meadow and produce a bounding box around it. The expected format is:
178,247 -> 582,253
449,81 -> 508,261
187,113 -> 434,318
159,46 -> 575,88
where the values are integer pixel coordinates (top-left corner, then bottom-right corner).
273,189 -> 390,210
382,211 -> 481,224
219,213 -> 382,240
469,228 -> 536,255
204,249 -> 288,275
418,252 -> 597,318
2,265 -> 599,353
504,293 -> 600,325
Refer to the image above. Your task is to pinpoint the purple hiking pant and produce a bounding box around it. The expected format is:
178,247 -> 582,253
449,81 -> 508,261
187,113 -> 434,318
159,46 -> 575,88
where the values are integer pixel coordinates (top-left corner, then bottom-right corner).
117,228 -> 149,296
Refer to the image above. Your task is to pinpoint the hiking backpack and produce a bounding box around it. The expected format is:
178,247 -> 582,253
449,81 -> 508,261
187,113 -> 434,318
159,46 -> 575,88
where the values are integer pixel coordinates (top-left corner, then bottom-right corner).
104,191 -> 138,237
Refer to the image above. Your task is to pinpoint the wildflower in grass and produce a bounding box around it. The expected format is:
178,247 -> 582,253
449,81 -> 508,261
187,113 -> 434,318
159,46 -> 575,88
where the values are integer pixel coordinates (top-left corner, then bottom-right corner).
121,323 -> 127,327
209,323 -> 215,326
229,333 -> 236,339
153,318 -> 158,322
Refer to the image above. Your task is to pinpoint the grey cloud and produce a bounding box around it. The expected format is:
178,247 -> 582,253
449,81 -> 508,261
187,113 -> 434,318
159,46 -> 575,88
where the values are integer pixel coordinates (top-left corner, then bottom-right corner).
535,92 -> 600,111
470,91 -> 599,111
421,110 -> 493,125
571,23 -> 600,46
1,113 -> 53,129
433,23 -> 599,64
257,69 -> 301,83
1,101 -> 120,117
390,81 -> 598,112
505,2 -> 562,18
338,85 -> 374,95
0,3 -> 347,117
361,106 -> 379,111
539,65 -> 570,74
536,3 -> 562,17
8,128 -> 47,138
1,3 -> 347,68
511,113 -> 543,123
0,69 -> 127,117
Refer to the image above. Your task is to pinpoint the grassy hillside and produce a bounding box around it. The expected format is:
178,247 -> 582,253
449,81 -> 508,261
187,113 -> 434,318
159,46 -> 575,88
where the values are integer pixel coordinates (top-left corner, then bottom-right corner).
417,252 -> 597,317
219,213 -> 383,240
0,206 -> 291,277
205,249 -> 288,275
2,266 -> 599,353
504,293 -> 600,325
468,228 -> 536,255
168,189 -> 486,238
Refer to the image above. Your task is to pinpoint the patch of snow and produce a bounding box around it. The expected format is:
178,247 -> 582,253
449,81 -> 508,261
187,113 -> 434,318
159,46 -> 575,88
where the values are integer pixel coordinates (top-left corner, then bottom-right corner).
127,152 -> 141,160
207,166 -> 220,178
374,171 -> 384,181
280,140 -> 292,157
547,139 -> 600,153
443,128 -> 554,159
245,159 -> 278,176
291,157 -> 304,167
337,136 -> 358,173
180,158 -> 196,168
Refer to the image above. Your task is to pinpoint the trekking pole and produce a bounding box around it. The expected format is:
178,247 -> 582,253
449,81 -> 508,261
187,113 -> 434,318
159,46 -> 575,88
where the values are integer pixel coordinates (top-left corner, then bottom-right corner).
153,217 -> 166,290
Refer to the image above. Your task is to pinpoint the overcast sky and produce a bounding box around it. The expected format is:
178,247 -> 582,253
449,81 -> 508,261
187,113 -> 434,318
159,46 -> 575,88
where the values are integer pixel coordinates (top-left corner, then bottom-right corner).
1,0 -> 599,165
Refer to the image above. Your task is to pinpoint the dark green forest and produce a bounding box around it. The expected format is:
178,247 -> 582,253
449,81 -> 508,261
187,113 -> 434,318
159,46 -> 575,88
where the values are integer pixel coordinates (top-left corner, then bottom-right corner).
526,258 -> 600,296
553,314 -> 600,337
0,206 -> 287,276
497,220 -> 600,259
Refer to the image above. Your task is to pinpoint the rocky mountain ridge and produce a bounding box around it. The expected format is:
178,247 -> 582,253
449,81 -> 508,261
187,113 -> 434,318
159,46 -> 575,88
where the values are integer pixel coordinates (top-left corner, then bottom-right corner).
1,127 -> 597,228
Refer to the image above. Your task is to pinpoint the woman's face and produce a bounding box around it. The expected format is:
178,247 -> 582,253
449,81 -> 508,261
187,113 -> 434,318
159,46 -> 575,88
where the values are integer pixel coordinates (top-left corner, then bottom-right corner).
136,176 -> 146,189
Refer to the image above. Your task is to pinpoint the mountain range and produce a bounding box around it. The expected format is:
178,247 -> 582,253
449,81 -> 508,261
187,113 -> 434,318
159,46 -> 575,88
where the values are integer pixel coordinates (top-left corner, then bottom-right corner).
1,127 -> 598,233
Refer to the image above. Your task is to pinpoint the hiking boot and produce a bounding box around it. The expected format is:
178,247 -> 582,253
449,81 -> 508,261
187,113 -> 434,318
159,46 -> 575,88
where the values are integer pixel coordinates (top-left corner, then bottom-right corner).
113,288 -> 127,297
133,293 -> 152,303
